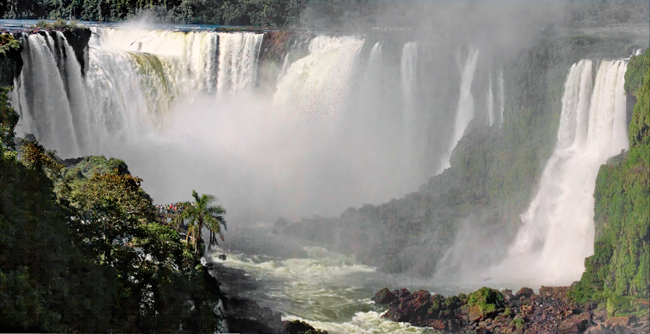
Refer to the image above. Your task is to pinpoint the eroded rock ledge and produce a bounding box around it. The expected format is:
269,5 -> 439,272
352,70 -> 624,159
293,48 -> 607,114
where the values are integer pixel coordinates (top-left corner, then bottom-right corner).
372,286 -> 649,334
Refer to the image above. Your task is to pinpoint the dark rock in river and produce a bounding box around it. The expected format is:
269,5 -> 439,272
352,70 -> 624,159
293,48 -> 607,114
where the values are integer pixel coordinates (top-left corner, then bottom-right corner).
371,287 -> 396,304
282,320 -> 328,334
224,296 -> 283,334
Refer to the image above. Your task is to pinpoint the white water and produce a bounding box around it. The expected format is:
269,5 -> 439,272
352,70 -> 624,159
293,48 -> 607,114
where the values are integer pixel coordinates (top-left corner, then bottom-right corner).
211,232 -> 440,334
13,32 -> 81,157
487,70 -> 495,127
91,28 -> 219,93
216,32 -> 263,94
497,68 -> 505,127
489,59 -> 629,285
273,35 -> 363,120
401,41 -> 418,135
438,47 -> 480,173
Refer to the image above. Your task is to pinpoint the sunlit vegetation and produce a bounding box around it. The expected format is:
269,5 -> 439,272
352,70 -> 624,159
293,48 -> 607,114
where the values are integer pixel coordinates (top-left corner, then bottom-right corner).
0,89 -> 224,332
568,48 -> 649,317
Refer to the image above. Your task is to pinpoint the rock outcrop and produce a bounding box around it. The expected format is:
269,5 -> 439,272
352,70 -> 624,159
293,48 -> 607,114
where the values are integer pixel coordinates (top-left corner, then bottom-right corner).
372,286 -> 649,334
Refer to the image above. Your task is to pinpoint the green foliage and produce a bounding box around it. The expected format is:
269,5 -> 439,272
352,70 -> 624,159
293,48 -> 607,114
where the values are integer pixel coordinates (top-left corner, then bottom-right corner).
173,190 -> 227,257
511,316 -> 525,329
32,18 -> 80,31
625,48 -> 650,96
2,0 -> 308,26
570,49 -> 650,316
0,86 -> 19,150
503,307 -> 512,316
0,34 -> 21,57
0,91 -> 224,332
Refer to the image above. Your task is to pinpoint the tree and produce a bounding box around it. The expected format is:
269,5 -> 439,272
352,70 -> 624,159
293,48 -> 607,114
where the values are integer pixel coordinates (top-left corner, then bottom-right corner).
174,190 -> 227,257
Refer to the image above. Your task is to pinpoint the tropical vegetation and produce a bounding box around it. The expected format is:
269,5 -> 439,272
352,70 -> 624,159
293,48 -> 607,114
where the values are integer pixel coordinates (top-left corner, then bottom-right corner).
0,87 -> 225,332
173,190 -> 227,257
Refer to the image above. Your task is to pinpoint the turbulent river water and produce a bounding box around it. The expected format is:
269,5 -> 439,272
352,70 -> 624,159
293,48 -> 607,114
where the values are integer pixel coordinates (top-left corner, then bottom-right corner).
208,226 -> 478,334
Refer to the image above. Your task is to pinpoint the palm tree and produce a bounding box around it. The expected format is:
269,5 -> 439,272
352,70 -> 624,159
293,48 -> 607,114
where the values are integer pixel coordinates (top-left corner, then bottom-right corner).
173,190 -> 227,257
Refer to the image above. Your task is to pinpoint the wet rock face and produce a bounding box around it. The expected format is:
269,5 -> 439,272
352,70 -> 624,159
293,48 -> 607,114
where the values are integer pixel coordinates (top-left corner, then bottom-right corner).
373,286 -> 649,334
61,28 -> 91,75
371,287 -> 396,304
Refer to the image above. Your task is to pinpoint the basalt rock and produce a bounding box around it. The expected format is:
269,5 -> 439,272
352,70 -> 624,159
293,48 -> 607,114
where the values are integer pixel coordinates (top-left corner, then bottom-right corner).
371,287 -> 396,304
282,320 -> 328,334
373,286 -> 648,334
516,287 -> 535,300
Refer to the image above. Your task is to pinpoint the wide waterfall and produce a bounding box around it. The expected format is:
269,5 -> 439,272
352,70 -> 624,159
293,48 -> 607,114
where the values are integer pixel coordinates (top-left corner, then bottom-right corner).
12,27 -> 497,222
489,59 -> 629,285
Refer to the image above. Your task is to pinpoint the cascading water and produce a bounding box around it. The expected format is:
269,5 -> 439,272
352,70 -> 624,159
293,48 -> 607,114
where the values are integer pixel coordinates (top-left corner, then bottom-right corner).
13,32 -> 81,157
489,59 -> 629,285
487,70 -> 495,127
497,68 -> 505,127
216,32 -> 264,94
91,28 -> 219,93
401,42 -> 418,134
273,35 -> 363,119
438,46 -> 480,173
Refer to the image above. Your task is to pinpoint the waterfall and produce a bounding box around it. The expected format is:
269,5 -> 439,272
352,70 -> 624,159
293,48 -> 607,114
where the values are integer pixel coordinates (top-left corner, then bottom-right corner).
490,60 -> 629,285
216,32 -> 264,94
273,36 -> 363,119
401,42 -> 418,134
91,28 -> 219,93
497,68 -> 505,127
438,46 -> 480,173
487,70 -> 494,127
13,32 -> 81,157
359,42 -> 383,118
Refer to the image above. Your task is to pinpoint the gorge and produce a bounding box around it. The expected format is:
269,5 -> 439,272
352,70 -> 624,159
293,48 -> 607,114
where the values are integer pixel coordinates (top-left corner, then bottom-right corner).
0,1 -> 648,332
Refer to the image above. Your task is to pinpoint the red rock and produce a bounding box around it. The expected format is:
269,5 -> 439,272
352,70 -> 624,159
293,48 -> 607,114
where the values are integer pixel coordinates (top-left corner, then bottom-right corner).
470,305 -> 483,322
539,286 -> 570,300
605,315 -> 636,327
429,319 -> 446,331
584,324 -> 614,334
559,312 -> 591,334
516,287 -> 535,299
371,288 -> 396,304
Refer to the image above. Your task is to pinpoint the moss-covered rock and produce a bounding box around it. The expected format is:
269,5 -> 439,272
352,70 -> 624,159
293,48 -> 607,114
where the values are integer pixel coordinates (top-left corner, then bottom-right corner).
467,287 -> 506,320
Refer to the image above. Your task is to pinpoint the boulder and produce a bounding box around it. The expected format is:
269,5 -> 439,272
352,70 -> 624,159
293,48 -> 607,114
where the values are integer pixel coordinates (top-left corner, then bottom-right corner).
539,286 -> 570,300
605,315 -> 636,327
393,288 -> 412,301
283,320 -> 328,334
559,312 -> 591,334
584,324 -> 614,334
428,319 -> 447,331
516,287 -> 535,299
372,288 -> 396,304
470,305 -> 484,322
